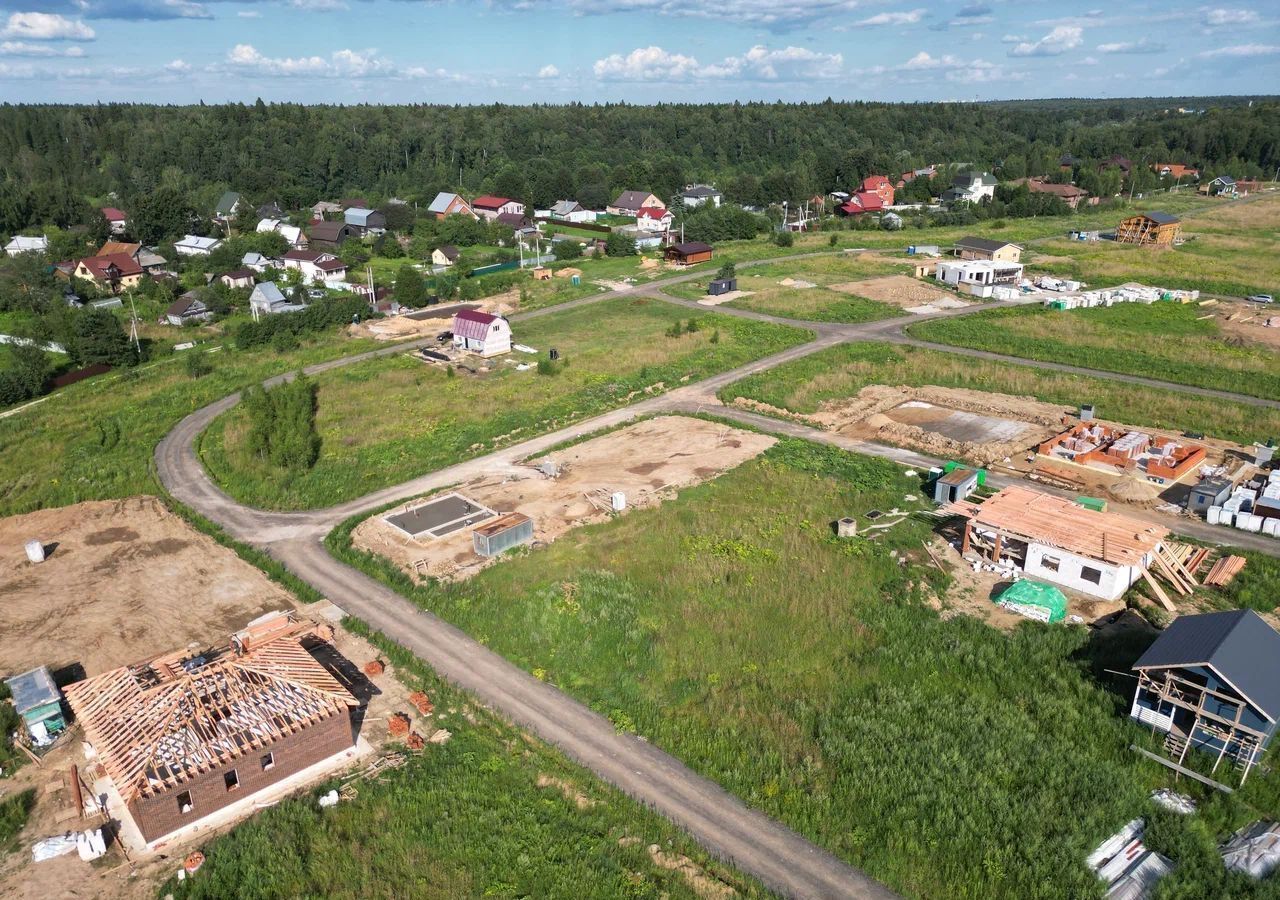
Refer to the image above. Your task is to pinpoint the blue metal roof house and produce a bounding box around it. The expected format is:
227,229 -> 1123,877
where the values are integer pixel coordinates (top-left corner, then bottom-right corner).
344,207 -> 386,235
1130,609 -> 1280,785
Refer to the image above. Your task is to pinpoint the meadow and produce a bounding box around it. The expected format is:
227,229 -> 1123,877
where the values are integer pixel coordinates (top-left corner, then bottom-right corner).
200,300 -> 812,509
662,254 -> 907,323
718,341 -> 1280,447
908,302 -> 1280,402
332,434 -> 1280,898
162,619 -> 763,900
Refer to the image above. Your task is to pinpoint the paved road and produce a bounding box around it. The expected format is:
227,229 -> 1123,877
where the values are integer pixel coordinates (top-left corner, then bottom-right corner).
154,241 -> 1280,900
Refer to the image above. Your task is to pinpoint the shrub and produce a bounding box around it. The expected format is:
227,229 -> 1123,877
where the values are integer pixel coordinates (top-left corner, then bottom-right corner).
554,239 -> 583,260
241,376 -> 320,472
184,351 -> 213,378
773,230 -> 794,248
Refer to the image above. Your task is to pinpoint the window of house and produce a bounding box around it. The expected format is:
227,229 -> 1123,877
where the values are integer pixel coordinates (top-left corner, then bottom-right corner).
177,791 -> 193,814
261,753 -> 275,772
1081,566 -> 1102,585
1041,555 -> 1061,573
224,770 -> 240,792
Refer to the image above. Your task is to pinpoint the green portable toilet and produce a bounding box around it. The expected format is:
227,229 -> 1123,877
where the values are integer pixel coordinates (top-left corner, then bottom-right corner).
995,581 -> 1068,624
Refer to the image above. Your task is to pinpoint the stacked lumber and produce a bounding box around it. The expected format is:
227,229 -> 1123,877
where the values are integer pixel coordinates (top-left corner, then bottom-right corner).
1203,556 -> 1247,587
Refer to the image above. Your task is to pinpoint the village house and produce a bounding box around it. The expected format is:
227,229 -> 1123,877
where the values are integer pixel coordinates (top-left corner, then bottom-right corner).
944,485 -> 1172,601
175,235 -> 223,257
344,207 -> 387,236
548,200 -> 596,223
953,236 -> 1022,263
257,218 -> 308,249
242,251 -> 277,273
101,206 -> 128,235
214,191 -> 242,222
1100,155 -> 1134,175
608,191 -> 664,216
496,211 -> 534,230
218,269 -> 257,290
165,291 -> 213,326
250,282 -> 306,317
427,192 -> 478,220
665,241 -> 714,266
1058,154 -> 1081,172
935,259 -> 1025,297
257,201 -> 285,219
859,175 -> 895,207
471,196 -> 525,222
4,235 -> 48,256
73,253 -> 144,293
1153,163 -> 1199,181
1115,212 -> 1181,246
308,220 -> 356,250
282,249 -> 348,284
98,241 -> 167,272
680,185 -> 722,208
1130,609 -> 1280,786
1038,424 -> 1206,485
895,165 -> 937,189
635,206 -> 674,233
1010,178 -> 1092,209
942,172 -> 998,204
1201,176 -> 1238,197
432,245 -> 460,267
452,309 -> 512,358
838,191 -> 884,216
311,200 -> 343,219
62,615 -> 360,846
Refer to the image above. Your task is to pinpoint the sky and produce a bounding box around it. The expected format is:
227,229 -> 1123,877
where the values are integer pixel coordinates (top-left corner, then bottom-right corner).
0,2 -> 1276,104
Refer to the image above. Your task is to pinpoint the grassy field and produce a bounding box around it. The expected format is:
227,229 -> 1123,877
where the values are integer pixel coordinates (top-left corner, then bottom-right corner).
0,332 -> 388,517
908,302 -> 1280,402
164,619 -> 763,900
717,341 -> 1280,446
1027,192 -> 1280,297
200,301 -> 812,509
663,254 -> 908,323
332,435 -> 1280,898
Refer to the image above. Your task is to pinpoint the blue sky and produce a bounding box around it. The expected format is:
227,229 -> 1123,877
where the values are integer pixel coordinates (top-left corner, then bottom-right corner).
0,1 -> 1276,103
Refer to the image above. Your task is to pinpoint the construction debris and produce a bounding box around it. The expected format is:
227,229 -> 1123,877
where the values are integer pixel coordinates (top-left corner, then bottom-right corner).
387,712 -> 411,737
363,659 -> 385,677
1150,790 -> 1196,815
1203,556 -> 1247,587
405,733 -> 425,751
183,851 -> 205,875
408,692 -> 434,715
1087,818 -> 1173,900
318,790 -> 340,808
1221,821 -> 1280,880
428,729 -> 452,745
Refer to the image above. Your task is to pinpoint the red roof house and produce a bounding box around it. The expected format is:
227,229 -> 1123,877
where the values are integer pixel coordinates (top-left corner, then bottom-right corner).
839,192 -> 885,215
451,309 -> 512,358
860,176 -> 895,206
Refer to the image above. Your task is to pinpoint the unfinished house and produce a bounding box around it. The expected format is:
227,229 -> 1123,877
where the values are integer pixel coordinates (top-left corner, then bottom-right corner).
935,259 -> 1024,298
1115,212 -> 1181,246
63,617 -> 359,845
1038,424 -> 1206,485
944,486 -> 1173,601
451,309 -> 512,358
952,236 -> 1022,263
1130,609 -> 1280,786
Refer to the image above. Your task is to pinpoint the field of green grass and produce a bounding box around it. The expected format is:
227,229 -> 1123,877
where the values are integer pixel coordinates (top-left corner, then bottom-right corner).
200,300 -> 812,509
663,254 -> 908,323
164,619 -> 762,900
0,789 -> 34,857
0,332 -> 385,517
716,341 -> 1280,446
333,435 -> 1280,898
908,301 -> 1280,402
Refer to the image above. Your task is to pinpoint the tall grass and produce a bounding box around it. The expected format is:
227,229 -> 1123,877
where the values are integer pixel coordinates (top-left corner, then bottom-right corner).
908,303 -> 1280,401
718,341 -> 1280,446
0,789 -> 34,856
163,621 -> 766,900
200,301 -> 812,510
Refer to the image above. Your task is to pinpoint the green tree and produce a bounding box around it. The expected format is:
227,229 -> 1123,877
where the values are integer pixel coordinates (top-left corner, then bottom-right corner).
395,263 -> 427,307
605,233 -> 637,257
130,185 -> 193,246
553,239 -> 583,261
71,308 -> 136,367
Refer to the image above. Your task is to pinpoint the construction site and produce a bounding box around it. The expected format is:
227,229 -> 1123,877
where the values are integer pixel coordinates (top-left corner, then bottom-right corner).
353,416 -> 776,581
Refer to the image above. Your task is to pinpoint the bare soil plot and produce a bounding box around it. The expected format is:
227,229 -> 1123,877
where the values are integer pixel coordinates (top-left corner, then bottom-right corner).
0,497 -> 294,677
696,289 -> 754,306
354,416 -> 775,581
829,274 -> 963,311
1216,305 -> 1280,351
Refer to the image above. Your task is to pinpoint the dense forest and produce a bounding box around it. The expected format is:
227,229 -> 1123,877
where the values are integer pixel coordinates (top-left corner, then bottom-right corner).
0,96 -> 1277,235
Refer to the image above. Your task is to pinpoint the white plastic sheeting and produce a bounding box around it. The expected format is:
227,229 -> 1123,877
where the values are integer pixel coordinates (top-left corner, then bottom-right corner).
1087,818 -> 1174,900
1221,821 -> 1280,880
31,834 -> 78,862
1150,790 -> 1197,815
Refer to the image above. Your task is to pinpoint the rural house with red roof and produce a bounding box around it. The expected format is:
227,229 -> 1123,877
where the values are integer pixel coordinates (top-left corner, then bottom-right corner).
73,253 -> 143,293
101,207 -> 128,235
859,175 -> 895,206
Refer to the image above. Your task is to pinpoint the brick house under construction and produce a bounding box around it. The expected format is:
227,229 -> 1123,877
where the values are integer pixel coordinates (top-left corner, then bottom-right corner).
1115,212 -> 1181,246
1038,423 -> 1206,484
63,616 -> 359,844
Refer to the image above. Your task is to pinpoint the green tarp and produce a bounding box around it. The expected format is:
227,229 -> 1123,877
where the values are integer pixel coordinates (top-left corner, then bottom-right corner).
996,580 -> 1068,623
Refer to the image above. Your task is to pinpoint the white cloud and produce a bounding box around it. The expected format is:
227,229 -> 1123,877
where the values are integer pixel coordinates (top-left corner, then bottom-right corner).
570,0 -> 864,29
1097,38 -> 1166,54
1009,25 -> 1083,57
0,41 -> 85,57
537,64 -> 559,78
225,43 -> 394,77
164,58 -> 191,72
1202,8 -> 1260,27
290,0 -> 349,9
855,9 -> 925,27
1001,34 -> 1026,43
1197,43 -> 1280,58
592,43 -> 841,81
237,10 -> 262,17
0,12 -> 95,41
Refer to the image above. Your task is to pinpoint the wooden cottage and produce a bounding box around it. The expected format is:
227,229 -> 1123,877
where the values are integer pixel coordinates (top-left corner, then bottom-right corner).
664,242 -> 713,266
1115,212 -> 1181,246
1130,609 -> 1280,785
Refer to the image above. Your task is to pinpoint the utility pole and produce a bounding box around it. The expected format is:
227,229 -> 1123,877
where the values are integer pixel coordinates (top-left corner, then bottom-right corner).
127,293 -> 141,355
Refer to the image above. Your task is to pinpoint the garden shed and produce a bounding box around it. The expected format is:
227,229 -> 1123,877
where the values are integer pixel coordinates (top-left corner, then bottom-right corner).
5,666 -> 66,746
665,242 -> 713,266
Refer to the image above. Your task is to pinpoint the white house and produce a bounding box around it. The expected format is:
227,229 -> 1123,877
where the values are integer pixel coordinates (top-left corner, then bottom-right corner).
101,207 -> 128,235
4,235 -> 48,256
946,486 -> 1169,601
680,185 -> 722,208
935,259 -> 1024,298
281,249 -> 348,285
548,200 -> 596,224
451,309 -> 512,358
472,196 -> 525,222
256,218 -> 308,249
432,245 -> 460,268
242,251 -> 278,272
174,235 -> 223,257
249,282 -> 307,318
165,292 -> 213,327
608,191 -> 664,216
942,172 -> 998,204
635,206 -> 674,233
